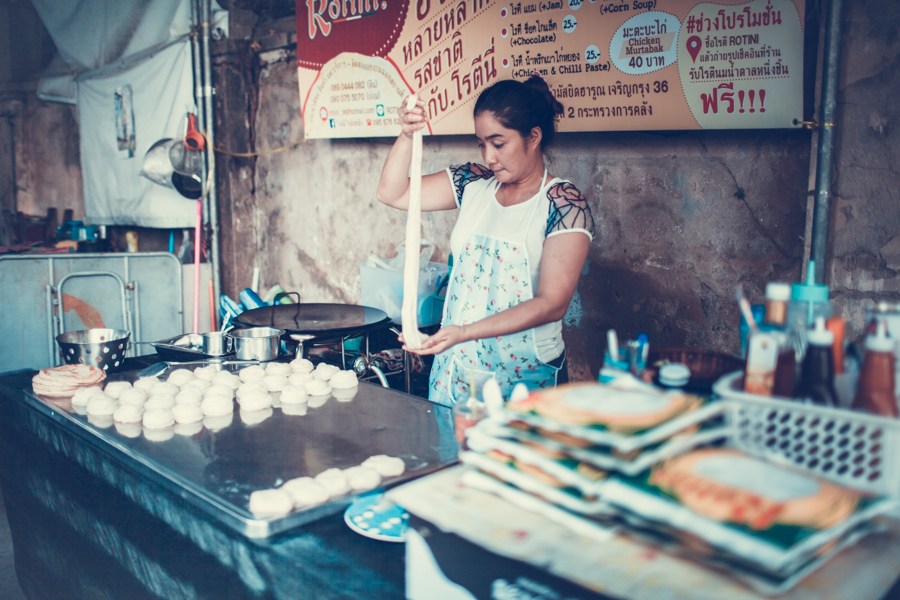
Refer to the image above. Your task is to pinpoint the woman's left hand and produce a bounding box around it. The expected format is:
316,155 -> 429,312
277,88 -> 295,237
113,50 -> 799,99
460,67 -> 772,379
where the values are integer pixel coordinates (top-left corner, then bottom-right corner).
401,325 -> 466,355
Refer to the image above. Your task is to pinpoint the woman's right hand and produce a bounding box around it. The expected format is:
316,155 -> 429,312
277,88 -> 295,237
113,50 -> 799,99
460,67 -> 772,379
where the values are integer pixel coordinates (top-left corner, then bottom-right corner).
399,95 -> 427,138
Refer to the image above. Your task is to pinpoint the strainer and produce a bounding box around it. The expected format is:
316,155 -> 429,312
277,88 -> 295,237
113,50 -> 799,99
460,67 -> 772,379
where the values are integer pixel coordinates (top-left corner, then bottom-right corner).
56,328 -> 131,372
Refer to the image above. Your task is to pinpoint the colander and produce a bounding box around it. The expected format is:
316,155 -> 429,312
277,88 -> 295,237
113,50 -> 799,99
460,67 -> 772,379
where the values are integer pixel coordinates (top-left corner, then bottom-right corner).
56,328 -> 131,372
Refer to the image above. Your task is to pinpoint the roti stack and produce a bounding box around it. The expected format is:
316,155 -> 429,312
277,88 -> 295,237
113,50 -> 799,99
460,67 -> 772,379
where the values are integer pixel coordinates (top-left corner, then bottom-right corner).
32,364 -> 107,398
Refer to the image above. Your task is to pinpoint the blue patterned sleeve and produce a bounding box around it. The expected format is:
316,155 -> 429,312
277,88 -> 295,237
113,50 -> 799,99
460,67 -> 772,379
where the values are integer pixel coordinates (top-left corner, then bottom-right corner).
448,162 -> 493,206
545,181 -> 594,240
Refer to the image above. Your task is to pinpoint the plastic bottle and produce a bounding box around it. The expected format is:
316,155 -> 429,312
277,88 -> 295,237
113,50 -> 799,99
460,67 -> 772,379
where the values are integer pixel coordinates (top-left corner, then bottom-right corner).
743,330 -> 778,396
795,316 -> 839,407
852,320 -> 897,417
771,330 -> 796,398
763,282 -> 791,329
787,261 -> 832,361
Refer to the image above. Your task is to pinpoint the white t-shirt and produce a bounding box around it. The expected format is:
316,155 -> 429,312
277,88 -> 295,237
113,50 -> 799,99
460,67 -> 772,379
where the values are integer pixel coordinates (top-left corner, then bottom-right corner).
443,163 -> 594,362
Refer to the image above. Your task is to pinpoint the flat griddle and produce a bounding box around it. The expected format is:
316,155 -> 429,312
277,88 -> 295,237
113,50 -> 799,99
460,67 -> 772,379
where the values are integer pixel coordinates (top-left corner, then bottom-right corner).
234,303 -> 391,340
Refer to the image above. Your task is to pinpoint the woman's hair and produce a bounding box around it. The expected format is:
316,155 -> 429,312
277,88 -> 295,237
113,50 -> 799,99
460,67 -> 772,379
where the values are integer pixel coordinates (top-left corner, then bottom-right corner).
473,75 -> 564,150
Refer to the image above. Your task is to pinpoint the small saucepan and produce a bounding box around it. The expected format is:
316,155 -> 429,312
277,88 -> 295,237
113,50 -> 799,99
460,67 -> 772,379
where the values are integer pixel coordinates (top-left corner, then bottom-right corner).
227,327 -> 284,361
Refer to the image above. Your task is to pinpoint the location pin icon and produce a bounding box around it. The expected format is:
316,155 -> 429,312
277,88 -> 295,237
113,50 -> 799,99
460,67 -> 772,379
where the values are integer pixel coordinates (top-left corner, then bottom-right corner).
687,36 -> 702,63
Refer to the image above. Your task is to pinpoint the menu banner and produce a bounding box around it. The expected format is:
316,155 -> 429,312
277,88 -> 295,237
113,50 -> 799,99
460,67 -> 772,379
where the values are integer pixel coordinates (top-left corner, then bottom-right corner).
296,0 -> 805,138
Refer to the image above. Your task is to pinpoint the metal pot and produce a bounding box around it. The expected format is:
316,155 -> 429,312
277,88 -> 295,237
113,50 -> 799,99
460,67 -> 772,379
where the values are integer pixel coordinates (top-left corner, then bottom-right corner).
227,327 -> 284,361
200,331 -> 231,356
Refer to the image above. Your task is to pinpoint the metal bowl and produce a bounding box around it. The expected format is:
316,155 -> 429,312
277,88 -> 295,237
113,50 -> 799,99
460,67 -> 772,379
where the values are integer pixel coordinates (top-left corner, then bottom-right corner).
227,327 -> 284,361
56,328 -> 131,372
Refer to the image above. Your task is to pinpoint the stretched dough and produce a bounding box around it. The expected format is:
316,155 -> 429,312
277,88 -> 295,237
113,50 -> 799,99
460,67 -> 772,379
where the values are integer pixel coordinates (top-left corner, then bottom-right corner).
401,95 -> 428,350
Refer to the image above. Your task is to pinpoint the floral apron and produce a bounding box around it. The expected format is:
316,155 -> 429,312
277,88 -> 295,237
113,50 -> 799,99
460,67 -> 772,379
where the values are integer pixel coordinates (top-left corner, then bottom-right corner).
428,170 -> 560,406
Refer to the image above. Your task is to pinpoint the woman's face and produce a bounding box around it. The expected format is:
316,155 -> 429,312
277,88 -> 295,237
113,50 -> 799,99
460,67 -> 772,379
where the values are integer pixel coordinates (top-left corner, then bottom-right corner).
474,111 -> 542,183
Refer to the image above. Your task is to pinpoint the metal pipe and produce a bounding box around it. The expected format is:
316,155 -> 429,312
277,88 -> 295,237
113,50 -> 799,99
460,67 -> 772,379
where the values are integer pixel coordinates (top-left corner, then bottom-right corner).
199,0 -> 222,327
810,0 -> 844,285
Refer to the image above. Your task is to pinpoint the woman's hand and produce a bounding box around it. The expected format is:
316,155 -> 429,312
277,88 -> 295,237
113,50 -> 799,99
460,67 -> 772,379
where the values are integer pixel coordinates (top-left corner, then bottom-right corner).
399,95 -> 427,138
399,325 -> 467,355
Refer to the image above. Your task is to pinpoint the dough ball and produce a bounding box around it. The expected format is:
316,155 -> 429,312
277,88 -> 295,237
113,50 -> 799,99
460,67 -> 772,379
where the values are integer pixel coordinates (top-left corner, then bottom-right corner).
173,403 -> 203,424
265,362 -> 292,376
103,380 -> 132,399
240,407 -> 273,426
279,384 -> 308,405
145,394 -> 176,411
290,358 -> 314,374
86,395 -> 117,416
249,488 -> 293,518
314,468 -> 350,496
239,364 -> 266,382
332,387 -> 358,402
238,389 -> 272,411
193,365 -> 218,381
144,427 -> 174,443
183,378 -> 213,392
133,377 -> 159,391
236,381 -> 267,399
262,374 -> 289,393
175,387 -> 204,405
288,372 -> 313,387
203,412 -> 233,432
307,394 -> 329,409
87,414 -> 114,429
314,363 -> 340,381
113,403 -> 143,424
281,403 -> 308,416
343,466 -> 382,491
205,383 -> 234,400
71,386 -> 104,407
174,421 -> 204,437
201,395 -> 234,416
150,381 -> 180,397
114,422 -> 142,438
329,370 -> 359,390
362,455 -> 406,477
166,368 -> 195,387
213,371 -> 241,389
282,477 -> 330,508
142,408 -> 175,430
118,387 -> 149,406
304,379 -> 331,397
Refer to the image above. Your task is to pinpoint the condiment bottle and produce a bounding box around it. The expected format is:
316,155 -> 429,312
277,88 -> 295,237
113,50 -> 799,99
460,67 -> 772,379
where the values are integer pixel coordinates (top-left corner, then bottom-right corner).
763,282 -> 791,329
826,316 -> 846,375
852,320 -> 897,417
787,261 -> 831,360
795,316 -> 839,407
771,330 -> 797,398
744,331 -> 778,396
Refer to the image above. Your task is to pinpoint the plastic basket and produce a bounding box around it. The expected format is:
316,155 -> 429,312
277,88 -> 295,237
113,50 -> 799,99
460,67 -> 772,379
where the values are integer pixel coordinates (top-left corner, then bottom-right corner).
713,372 -> 900,499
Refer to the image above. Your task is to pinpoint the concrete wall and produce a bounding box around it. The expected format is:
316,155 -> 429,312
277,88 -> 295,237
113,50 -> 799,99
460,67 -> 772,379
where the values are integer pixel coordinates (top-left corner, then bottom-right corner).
3,0 -> 898,382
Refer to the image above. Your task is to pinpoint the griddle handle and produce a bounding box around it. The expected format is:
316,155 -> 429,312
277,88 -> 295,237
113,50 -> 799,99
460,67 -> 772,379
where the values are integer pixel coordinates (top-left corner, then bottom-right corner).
269,291 -> 302,327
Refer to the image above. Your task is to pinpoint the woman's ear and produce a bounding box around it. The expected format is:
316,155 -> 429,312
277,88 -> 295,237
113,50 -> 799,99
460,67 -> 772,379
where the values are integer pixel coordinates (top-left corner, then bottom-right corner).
529,127 -> 543,149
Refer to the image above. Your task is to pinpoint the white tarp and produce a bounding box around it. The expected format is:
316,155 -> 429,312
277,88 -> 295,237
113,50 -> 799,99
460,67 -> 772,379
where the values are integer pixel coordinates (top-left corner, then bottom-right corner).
28,0 -> 227,227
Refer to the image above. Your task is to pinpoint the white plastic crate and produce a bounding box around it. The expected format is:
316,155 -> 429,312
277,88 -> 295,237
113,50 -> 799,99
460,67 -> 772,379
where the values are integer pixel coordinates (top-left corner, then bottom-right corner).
713,372 -> 900,499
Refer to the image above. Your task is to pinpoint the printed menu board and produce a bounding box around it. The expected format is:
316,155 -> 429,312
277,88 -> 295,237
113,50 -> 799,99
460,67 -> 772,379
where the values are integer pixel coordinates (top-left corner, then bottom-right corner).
296,0 -> 805,138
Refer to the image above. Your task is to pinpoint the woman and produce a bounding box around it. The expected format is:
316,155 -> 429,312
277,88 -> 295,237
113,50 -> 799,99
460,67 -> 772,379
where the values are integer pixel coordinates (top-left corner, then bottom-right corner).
376,76 -> 594,406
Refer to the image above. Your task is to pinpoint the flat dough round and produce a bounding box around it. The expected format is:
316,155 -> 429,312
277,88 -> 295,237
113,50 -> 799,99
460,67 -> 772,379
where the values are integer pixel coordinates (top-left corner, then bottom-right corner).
142,408 -> 175,429
330,370 -> 359,389
113,403 -> 143,424
362,455 -> 406,477
282,477 -> 330,508
314,468 -> 350,496
239,364 -> 267,382
279,384 -> 308,405
201,395 -> 234,416
290,358 -> 314,374
249,488 -> 293,518
173,403 -> 203,424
